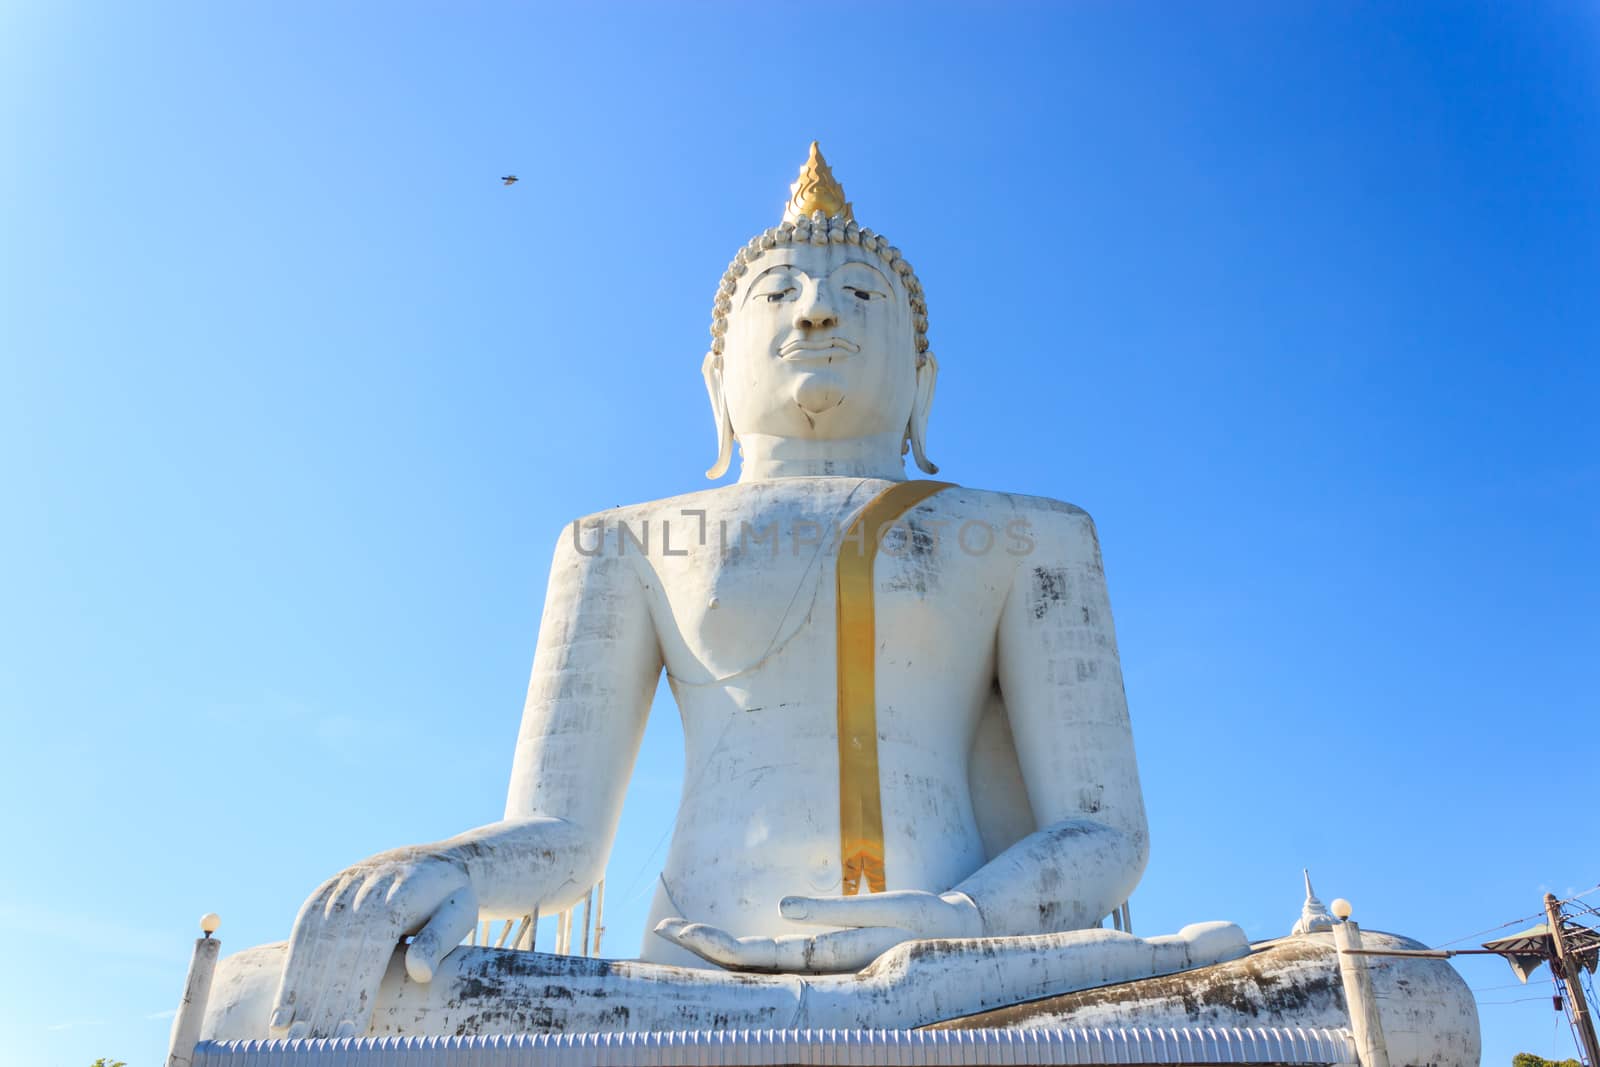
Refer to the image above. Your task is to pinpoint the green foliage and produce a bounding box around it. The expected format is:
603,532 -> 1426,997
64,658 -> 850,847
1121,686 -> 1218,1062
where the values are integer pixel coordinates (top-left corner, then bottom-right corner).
90,1060 -> 128,1067
1513,1053 -> 1581,1067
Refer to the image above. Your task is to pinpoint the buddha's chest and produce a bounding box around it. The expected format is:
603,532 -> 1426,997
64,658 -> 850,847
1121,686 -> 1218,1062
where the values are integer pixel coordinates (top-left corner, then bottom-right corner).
633,481 -> 1011,687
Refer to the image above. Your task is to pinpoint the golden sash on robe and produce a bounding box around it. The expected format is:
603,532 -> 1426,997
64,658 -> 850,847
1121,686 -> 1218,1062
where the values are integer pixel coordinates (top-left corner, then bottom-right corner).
836,480 -> 955,895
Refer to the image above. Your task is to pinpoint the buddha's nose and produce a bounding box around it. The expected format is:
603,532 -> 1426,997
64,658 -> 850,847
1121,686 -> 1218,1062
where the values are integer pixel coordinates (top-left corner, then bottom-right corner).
793,286 -> 840,331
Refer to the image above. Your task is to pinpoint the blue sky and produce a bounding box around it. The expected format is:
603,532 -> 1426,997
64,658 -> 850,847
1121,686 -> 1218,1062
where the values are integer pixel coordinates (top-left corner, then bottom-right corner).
3,3 -> 1596,1064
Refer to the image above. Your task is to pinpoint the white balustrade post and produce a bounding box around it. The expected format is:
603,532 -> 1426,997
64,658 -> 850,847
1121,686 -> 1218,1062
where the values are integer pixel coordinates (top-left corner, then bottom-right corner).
165,916 -> 222,1067
1331,912 -> 1391,1067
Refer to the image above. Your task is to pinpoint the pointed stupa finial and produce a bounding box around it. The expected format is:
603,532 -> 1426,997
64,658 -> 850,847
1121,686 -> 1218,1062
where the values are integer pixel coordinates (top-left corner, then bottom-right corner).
1291,868 -> 1338,936
784,141 -> 853,223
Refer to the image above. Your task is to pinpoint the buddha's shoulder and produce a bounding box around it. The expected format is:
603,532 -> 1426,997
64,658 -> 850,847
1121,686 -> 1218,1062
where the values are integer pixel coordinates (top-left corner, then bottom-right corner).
561,482 -> 811,527
936,485 -> 1094,526
564,486 -> 721,526
547,491 -> 727,568
558,481 -> 1096,531
926,487 -> 1104,565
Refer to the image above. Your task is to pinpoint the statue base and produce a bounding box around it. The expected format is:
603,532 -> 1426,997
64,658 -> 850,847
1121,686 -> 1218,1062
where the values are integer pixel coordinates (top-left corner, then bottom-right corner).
191,926 -> 1477,1067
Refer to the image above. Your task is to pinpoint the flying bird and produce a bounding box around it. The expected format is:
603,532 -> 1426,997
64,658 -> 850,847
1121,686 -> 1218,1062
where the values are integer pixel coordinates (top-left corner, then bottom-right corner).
501,175 -> 519,186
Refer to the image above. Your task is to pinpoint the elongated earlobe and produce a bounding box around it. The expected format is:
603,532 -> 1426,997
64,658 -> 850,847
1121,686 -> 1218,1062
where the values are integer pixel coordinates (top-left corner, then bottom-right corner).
703,351 -> 735,479
908,350 -> 939,475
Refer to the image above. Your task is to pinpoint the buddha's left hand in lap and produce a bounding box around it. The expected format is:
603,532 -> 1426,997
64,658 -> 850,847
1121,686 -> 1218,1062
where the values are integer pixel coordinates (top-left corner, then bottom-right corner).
654,890 -> 983,973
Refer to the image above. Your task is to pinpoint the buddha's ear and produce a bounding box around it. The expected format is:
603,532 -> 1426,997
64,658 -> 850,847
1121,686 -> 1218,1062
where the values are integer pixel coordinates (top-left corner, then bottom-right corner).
703,350 -> 735,479
908,350 -> 939,475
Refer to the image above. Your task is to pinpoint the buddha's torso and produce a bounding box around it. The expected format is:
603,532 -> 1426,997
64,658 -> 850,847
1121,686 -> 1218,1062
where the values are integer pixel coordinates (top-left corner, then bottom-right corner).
584,478 -> 1047,962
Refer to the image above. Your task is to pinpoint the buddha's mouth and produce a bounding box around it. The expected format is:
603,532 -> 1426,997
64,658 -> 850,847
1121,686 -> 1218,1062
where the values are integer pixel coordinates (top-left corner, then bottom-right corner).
779,338 -> 860,361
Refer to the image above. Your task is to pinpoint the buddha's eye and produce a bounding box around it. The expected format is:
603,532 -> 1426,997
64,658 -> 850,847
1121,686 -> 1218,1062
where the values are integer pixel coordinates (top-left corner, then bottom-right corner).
844,287 -> 882,302
761,288 -> 795,304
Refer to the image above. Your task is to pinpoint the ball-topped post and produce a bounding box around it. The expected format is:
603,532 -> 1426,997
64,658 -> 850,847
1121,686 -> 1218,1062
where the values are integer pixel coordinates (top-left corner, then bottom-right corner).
165,914 -> 223,1067
1330,896 -> 1390,1067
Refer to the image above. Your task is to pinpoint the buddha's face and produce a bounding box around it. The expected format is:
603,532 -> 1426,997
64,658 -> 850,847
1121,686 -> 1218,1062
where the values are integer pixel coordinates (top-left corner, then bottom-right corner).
721,241 -> 918,442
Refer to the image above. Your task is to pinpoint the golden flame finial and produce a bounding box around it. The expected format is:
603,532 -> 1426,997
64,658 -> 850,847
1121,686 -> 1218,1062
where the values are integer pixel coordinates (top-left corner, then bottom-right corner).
785,141 -> 853,222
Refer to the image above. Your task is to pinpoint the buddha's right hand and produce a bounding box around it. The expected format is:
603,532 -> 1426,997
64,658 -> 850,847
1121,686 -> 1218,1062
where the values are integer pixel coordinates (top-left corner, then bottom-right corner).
268,847 -> 479,1040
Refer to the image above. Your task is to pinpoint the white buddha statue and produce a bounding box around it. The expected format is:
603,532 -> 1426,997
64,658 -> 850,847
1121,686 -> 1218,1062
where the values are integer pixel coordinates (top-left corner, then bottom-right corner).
200,147 -> 1476,1066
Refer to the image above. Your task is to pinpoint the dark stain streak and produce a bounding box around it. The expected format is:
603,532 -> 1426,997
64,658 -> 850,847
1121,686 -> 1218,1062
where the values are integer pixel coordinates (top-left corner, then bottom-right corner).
1030,567 -> 1070,620
924,937 -> 1366,1031
880,525 -> 942,596
1080,787 -> 1103,815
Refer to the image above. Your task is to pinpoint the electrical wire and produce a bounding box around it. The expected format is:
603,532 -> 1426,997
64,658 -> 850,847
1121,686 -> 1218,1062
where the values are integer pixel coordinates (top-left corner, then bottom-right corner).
1433,910 -> 1547,949
1561,883 -> 1600,905
1431,882 -> 1599,951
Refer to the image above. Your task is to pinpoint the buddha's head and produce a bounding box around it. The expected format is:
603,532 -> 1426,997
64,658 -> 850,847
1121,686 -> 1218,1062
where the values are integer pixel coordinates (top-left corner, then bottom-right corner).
703,143 -> 938,478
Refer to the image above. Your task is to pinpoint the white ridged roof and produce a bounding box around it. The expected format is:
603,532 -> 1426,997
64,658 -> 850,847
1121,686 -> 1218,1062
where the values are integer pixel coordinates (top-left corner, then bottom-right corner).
192,1026 -> 1357,1066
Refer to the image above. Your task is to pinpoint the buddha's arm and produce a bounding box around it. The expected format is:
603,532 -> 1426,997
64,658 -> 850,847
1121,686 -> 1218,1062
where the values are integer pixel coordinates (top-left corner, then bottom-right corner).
407,522 -> 664,918
486,523 -> 664,911
954,505 -> 1149,934
269,523 -> 661,1038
